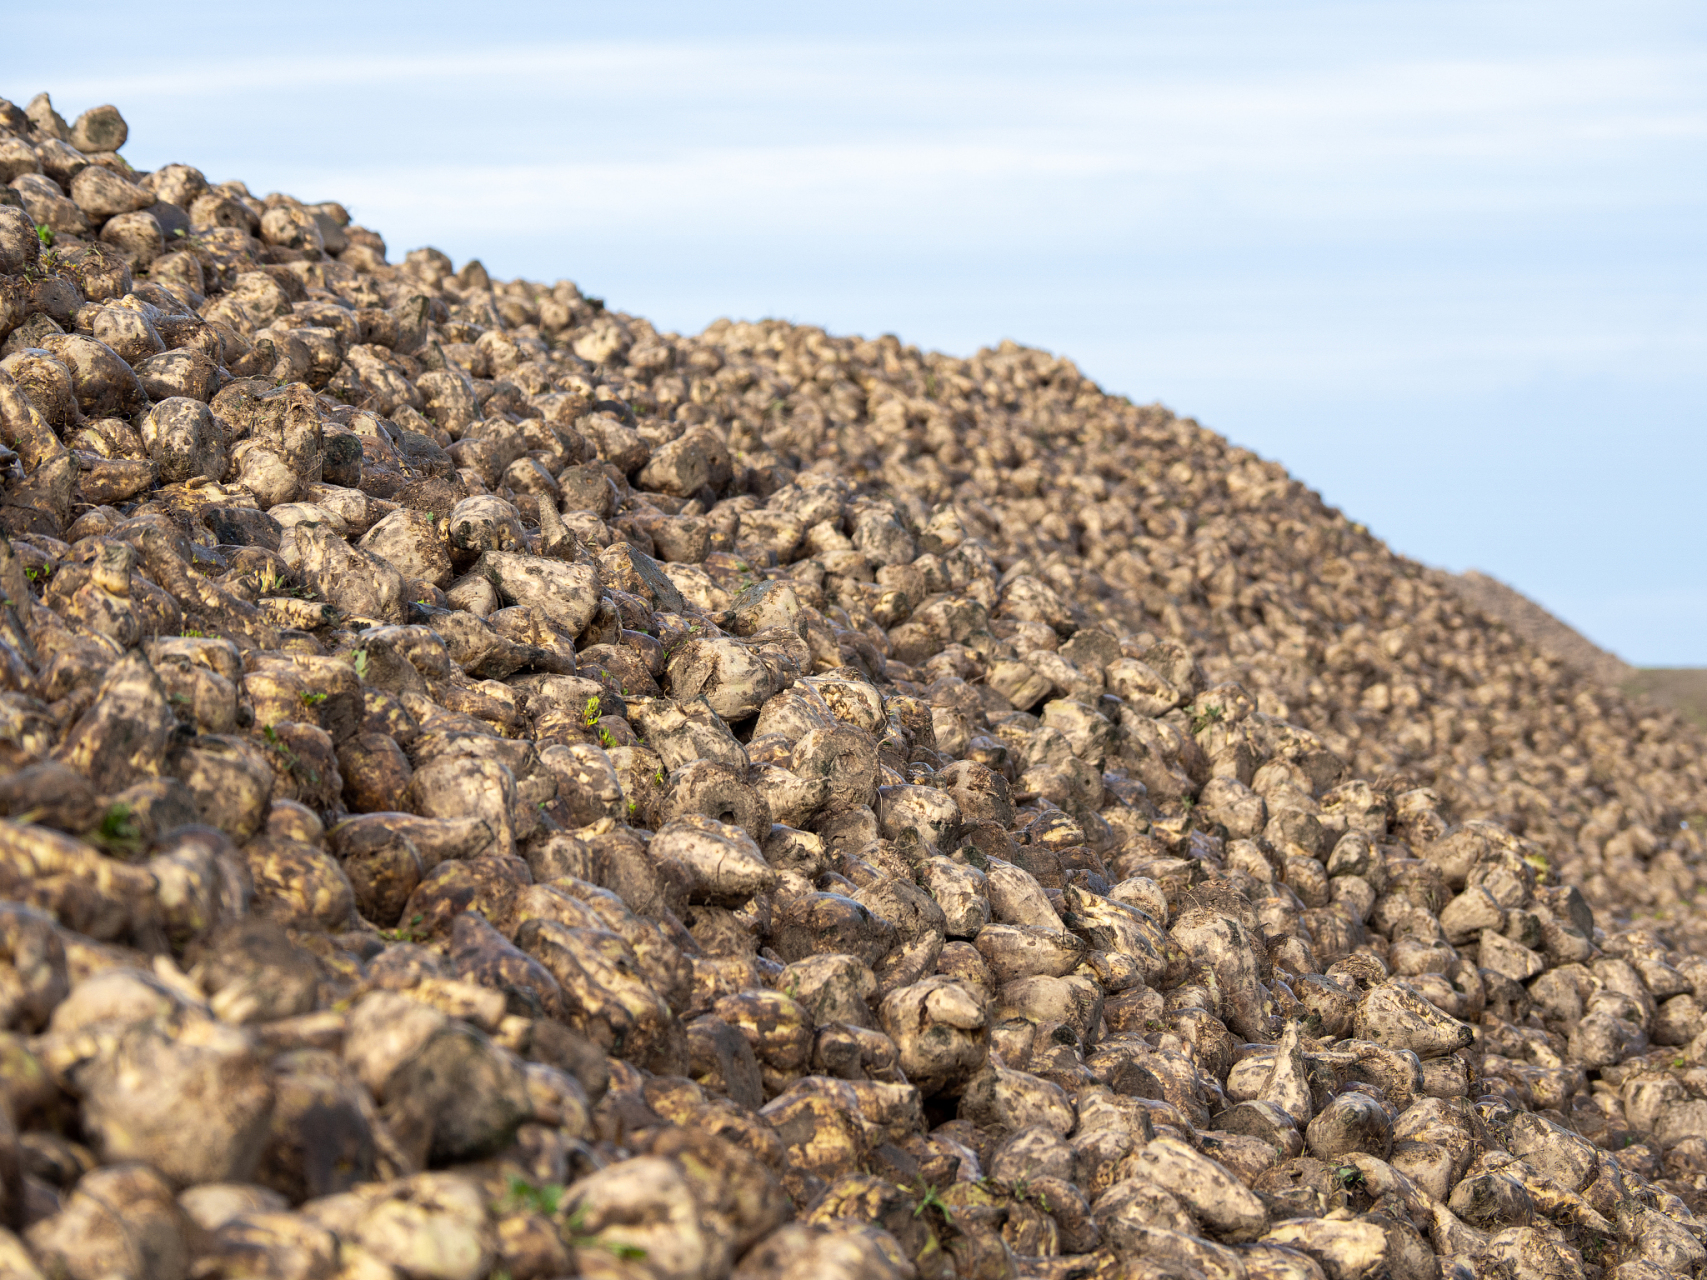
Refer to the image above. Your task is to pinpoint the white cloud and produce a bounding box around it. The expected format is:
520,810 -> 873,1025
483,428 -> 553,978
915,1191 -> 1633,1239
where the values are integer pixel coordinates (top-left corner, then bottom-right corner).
47,39 -> 1707,183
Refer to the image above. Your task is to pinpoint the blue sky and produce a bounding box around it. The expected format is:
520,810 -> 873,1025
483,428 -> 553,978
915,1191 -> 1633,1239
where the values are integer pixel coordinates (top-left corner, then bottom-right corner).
6,1 -> 1705,662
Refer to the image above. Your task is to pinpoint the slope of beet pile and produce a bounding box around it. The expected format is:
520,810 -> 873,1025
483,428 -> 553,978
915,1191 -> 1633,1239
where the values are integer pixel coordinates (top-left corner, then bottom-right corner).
0,90 -> 1705,1280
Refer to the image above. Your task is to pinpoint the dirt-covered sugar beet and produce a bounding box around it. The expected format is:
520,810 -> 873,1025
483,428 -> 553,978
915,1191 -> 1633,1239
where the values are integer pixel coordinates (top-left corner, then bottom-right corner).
0,86 -> 1706,1280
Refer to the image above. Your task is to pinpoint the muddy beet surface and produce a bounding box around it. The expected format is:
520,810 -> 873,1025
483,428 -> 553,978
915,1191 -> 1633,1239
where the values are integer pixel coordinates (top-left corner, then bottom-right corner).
0,89 -> 1703,1280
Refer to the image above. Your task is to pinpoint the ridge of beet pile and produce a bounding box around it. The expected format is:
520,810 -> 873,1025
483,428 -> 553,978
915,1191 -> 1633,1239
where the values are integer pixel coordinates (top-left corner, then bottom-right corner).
0,90 -> 1704,1280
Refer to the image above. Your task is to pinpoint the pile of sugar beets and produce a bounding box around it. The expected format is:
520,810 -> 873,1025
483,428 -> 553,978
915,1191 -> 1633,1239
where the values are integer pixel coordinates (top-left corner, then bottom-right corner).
0,89 -> 1705,1280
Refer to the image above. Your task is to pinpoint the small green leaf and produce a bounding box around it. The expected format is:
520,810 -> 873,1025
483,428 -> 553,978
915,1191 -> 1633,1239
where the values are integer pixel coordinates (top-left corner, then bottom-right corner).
1333,1164 -> 1365,1188
97,802 -> 138,843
